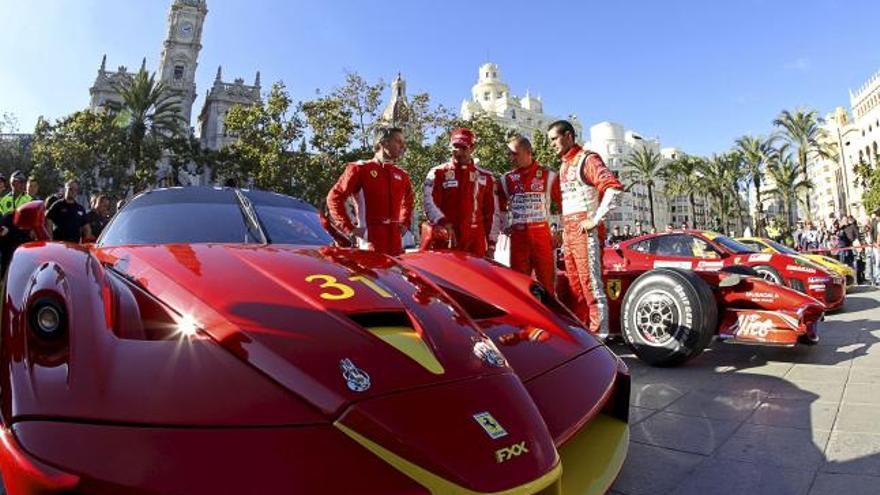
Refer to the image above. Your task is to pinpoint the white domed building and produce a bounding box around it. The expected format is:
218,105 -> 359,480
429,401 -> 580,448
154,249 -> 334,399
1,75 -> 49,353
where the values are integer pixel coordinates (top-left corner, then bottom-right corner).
460,63 -> 581,139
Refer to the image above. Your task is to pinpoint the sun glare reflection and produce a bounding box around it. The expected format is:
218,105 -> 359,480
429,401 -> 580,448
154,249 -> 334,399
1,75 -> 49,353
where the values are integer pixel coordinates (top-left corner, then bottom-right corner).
176,314 -> 200,339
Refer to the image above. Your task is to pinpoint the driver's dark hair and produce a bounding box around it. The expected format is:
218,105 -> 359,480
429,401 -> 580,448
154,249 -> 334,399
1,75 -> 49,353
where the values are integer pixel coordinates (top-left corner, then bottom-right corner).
547,120 -> 576,140
373,126 -> 404,151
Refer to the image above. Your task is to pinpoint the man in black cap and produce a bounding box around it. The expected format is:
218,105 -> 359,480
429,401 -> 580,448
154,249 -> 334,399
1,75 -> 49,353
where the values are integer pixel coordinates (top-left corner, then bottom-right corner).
46,180 -> 91,243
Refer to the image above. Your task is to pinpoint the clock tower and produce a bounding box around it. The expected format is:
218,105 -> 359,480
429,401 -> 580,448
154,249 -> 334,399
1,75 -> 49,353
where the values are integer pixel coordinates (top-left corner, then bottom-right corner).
158,0 -> 207,127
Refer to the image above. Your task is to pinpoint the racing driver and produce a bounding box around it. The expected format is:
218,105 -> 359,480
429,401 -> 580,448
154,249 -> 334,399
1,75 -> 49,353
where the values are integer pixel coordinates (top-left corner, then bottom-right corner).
498,135 -> 561,294
422,128 -> 497,257
548,120 -> 623,338
326,127 -> 414,256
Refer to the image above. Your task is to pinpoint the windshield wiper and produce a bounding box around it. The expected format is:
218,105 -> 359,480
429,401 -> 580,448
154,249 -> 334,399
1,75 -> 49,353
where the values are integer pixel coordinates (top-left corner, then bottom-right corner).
234,189 -> 269,244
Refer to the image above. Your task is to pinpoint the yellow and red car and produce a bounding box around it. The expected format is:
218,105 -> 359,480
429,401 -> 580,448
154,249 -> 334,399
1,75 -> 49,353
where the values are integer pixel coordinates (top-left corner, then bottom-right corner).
736,237 -> 856,288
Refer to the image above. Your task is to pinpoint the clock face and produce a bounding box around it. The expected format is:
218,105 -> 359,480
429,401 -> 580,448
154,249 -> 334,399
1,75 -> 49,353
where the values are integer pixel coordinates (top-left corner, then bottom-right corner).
179,21 -> 194,38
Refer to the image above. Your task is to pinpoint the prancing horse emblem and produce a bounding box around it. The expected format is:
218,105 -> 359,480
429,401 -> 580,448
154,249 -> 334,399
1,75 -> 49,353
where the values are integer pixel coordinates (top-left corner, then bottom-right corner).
340,358 -> 370,392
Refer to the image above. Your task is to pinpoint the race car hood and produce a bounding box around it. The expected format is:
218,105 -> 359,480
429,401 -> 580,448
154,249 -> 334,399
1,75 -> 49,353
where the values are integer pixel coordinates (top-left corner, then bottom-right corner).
97,244 -> 508,417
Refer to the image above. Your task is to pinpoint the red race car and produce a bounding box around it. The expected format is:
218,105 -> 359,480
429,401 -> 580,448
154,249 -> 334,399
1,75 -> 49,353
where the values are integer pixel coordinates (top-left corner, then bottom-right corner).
554,230 -> 828,366
0,188 -> 628,495
606,230 -> 845,311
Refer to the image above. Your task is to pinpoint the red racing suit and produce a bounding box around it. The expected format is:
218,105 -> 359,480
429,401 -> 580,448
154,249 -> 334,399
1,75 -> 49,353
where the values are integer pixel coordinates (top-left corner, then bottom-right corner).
326,160 -> 414,256
560,145 -> 623,337
422,160 -> 497,257
498,160 -> 561,294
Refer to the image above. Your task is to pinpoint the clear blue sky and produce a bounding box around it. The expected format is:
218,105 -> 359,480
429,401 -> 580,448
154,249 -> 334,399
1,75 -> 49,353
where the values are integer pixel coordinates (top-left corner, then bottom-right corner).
2,0 -> 879,155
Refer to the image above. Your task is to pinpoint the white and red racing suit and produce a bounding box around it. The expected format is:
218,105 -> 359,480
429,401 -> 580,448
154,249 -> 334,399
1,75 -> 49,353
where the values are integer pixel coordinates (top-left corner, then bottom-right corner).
422,159 -> 497,257
498,160 -> 561,294
560,145 -> 623,337
326,160 -> 414,256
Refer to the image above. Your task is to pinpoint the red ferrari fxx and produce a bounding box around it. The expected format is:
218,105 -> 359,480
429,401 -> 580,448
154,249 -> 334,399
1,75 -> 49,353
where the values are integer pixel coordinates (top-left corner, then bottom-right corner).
0,188 -> 628,495
563,230 -> 828,365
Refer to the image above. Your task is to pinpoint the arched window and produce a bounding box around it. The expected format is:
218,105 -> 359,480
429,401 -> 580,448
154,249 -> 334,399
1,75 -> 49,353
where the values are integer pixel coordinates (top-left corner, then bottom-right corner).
511,110 -> 516,120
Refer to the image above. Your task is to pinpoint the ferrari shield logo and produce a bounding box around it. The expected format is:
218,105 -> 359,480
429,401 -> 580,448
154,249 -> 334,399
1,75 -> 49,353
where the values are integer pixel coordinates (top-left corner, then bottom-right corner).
606,279 -> 622,300
473,412 -> 508,440
536,169 -> 543,178
445,170 -> 455,180
370,170 -> 378,178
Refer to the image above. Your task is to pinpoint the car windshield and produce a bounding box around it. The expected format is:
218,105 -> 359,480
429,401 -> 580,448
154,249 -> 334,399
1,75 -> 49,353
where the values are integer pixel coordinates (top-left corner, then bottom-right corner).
711,235 -> 756,254
766,239 -> 799,255
99,188 -> 334,247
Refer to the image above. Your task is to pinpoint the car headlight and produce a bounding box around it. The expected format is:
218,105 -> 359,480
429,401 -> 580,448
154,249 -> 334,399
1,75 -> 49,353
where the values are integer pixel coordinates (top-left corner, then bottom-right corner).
29,297 -> 67,340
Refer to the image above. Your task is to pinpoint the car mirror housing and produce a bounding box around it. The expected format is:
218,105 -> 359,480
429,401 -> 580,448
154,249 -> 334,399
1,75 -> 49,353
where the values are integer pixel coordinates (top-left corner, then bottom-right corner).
14,200 -> 50,241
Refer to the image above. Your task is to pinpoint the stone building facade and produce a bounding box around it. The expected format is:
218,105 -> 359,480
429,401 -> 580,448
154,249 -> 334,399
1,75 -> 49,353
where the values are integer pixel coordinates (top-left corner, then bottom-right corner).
89,0 -> 261,157
460,63 -> 581,139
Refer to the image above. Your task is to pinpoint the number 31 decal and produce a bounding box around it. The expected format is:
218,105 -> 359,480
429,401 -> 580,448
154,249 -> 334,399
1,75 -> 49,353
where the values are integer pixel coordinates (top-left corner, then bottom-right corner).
305,274 -> 393,300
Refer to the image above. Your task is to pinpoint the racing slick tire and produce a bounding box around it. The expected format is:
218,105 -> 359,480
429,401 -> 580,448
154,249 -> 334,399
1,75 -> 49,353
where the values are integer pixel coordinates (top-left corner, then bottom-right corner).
621,268 -> 718,367
753,265 -> 783,285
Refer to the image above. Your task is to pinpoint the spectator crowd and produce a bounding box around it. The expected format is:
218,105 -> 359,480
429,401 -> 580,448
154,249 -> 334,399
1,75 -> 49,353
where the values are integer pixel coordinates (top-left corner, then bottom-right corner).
0,171 -> 115,274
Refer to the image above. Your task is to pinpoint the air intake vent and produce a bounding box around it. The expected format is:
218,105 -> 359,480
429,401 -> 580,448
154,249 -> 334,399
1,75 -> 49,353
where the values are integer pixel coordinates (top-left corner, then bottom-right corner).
436,285 -> 507,320
348,311 -> 412,329
347,311 -> 444,375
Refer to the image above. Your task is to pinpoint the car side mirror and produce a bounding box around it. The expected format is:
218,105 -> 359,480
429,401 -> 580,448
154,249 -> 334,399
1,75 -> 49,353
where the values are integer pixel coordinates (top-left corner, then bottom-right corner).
13,200 -> 50,241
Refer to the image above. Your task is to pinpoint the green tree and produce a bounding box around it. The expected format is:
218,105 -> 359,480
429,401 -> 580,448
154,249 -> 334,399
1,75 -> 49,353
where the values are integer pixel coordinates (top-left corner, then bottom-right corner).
698,153 -> 741,233
734,134 -> 776,236
623,146 -> 666,229
663,154 -> 704,228
531,128 -> 560,170
773,109 -> 836,220
220,82 -> 306,196
764,147 -> 813,227
30,111 -> 131,198
109,68 -> 185,191
333,72 -> 385,152
0,112 -> 32,178
299,91 -> 360,205
0,112 -> 20,133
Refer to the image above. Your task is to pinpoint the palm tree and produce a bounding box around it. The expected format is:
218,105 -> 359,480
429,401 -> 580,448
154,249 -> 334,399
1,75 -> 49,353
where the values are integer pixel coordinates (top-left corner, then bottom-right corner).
764,146 -> 813,228
664,155 -> 704,228
111,67 -> 184,186
698,153 -> 740,233
772,109 -> 837,220
623,146 -> 666,229
734,134 -> 776,236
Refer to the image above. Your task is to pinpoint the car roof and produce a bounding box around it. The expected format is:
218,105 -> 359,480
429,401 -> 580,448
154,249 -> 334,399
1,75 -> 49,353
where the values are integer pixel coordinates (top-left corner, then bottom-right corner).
123,186 -> 317,212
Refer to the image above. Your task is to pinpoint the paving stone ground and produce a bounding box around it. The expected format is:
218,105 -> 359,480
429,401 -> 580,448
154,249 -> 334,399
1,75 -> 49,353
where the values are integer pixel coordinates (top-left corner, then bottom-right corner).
610,286 -> 880,495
